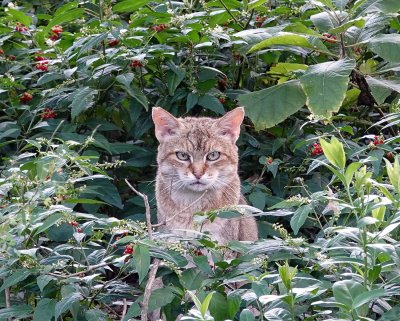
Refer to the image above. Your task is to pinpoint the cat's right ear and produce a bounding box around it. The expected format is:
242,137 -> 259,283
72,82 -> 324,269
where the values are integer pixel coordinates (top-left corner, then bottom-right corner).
152,107 -> 181,142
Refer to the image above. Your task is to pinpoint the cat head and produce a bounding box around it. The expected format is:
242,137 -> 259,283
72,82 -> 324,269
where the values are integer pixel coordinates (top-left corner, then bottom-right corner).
152,107 -> 244,192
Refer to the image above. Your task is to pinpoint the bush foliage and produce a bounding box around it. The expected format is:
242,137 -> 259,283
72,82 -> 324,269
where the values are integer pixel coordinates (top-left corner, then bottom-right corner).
0,0 -> 400,320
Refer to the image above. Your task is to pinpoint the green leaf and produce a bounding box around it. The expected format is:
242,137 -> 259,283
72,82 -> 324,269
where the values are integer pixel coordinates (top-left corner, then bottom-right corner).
166,61 -> 186,96
329,18 -> 365,34
380,305 -> 400,320
0,269 -> 32,291
85,309 -> 108,321
70,87 -> 98,120
352,288 -> 385,309
366,76 -> 400,105
357,0 -> 400,14
133,244 -> 150,284
113,0 -> 155,12
7,8 -> 32,26
37,72 -> 66,85
248,32 -> 315,53
180,268 -> 207,290
248,0 -> 268,10
79,33 -> 108,56
33,299 -> 56,321
290,205 -> 312,235
319,137 -> 346,169
300,58 -> 355,117
37,275 -> 56,292
46,8 -> 85,30
227,294 -> 241,319
344,162 -> 362,187
209,292 -> 229,321
332,280 -> 364,309
238,80 -> 306,130
200,292 -> 214,317
116,74 -> 149,111
55,293 -> 82,320
198,94 -> 225,114
240,309 -> 255,321
187,93 -> 199,112
0,305 -> 33,319
366,34 -> 400,63
148,287 -> 176,311
34,212 -> 64,236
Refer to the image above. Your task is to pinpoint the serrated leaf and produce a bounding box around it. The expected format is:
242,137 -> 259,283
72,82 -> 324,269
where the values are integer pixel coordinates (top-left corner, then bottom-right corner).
299,58 -> 355,117
70,87 -> 98,120
238,80 -> 306,130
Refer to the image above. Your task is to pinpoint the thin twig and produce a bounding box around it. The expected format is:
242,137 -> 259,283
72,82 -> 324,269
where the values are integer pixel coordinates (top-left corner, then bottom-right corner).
125,179 -> 152,240
140,259 -> 161,321
104,304 -> 120,318
219,0 -> 244,29
120,298 -> 128,321
5,288 -> 11,321
47,262 -> 110,278
152,190 -> 208,228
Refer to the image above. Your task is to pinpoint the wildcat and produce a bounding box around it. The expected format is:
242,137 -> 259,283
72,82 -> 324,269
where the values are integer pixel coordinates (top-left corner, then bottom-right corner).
152,106 -> 258,244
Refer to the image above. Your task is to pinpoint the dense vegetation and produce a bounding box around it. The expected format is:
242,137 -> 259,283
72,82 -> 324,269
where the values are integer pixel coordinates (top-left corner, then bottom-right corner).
1,0 -> 400,320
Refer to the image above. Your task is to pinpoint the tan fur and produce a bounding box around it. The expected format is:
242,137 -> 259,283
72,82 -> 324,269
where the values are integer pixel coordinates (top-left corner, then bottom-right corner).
152,107 -> 258,244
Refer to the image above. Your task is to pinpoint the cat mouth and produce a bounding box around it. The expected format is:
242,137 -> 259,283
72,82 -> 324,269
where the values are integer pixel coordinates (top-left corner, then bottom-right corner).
190,181 -> 206,186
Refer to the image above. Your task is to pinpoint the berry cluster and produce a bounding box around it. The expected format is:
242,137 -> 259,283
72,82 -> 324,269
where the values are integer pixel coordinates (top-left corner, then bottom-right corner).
267,157 -> 273,164
322,33 -> 337,43
0,49 -> 3,55
123,244 -> 134,255
1,50 -> 16,61
311,143 -> 323,156
255,16 -> 266,27
108,39 -> 119,47
50,25 -> 63,41
373,135 -> 384,145
69,221 -> 82,233
15,22 -> 29,32
36,61 -> 48,72
152,24 -> 167,32
42,108 -> 57,119
130,60 -> 143,67
20,92 -> 33,103
218,96 -> 226,104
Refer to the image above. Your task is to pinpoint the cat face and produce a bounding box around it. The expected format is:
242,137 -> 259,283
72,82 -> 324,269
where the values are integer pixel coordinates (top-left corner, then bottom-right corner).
153,107 -> 244,193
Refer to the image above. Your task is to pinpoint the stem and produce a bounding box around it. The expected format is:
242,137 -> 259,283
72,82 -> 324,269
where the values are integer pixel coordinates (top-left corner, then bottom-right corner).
219,0 -> 244,29
5,287 -> 11,321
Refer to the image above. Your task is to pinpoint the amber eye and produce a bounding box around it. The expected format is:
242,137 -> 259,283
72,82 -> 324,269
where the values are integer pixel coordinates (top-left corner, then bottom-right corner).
206,151 -> 220,161
176,151 -> 190,161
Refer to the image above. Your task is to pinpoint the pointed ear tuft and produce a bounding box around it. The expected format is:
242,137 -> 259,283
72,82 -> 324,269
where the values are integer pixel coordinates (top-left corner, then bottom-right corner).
215,107 -> 245,143
152,107 -> 181,142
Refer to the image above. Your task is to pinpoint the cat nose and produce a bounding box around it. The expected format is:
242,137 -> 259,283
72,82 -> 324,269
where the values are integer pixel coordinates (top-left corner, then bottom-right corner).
193,172 -> 203,179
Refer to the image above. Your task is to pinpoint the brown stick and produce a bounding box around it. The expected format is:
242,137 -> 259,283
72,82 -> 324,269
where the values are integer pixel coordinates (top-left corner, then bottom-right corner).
120,298 -> 127,321
5,287 -> 11,321
140,259 -> 161,321
47,262 -> 110,278
125,179 -> 153,240
125,179 -> 162,321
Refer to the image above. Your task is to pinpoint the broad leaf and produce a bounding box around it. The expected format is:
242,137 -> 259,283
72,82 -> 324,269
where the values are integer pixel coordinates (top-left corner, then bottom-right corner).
0,305 -> 33,319
240,309 -> 255,321
238,80 -> 306,130
113,0 -> 155,12
55,293 -> 82,320
299,58 -> 355,117
0,269 -> 32,291
70,87 -> 98,120
133,244 -> 150,284
366,34 -> 400,63
248,32 -> 315,53
148,287 -> 176,311
290,205 -> 312,235
332,280 -> 364,308
33,299 -> 56,321
366,76 -> 400,104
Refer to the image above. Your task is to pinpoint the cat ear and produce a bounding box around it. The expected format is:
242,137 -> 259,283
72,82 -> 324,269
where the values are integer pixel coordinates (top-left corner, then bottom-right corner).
152,107 -> 181,141
215,107 -> 245,143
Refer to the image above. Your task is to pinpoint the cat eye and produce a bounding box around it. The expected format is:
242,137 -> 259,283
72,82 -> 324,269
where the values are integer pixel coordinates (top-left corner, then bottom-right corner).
176,151 -> 190,161
206,151 -> 220,161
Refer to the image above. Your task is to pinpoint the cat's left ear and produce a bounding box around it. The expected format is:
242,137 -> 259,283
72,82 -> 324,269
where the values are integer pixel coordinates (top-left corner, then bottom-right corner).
215,107 -> 245,143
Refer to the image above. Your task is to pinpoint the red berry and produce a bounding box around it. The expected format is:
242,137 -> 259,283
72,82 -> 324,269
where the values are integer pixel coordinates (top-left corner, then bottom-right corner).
69,221 -> 79,227
51,25 -> 63,35
108,39 -> 119,47
152,24 -> 167,32
386,152 -> 394,159
41,108 -> 57,119
130,60 -> 143,68
123,244 -> 134,255
49,34 -> 59,41
0,49 -> 4,55
20,92 -> 33,103
77,228 -> 82,233
219,97 -> 225,104
267,157 -> 273,164
7,55 -> 16,61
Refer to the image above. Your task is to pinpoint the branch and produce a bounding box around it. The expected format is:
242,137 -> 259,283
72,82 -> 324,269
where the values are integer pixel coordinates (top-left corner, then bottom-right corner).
140,259 -> 161,321
125,179 -> 153,240
5,287 -> 11,321
120,298 -> 127,321
47,262 -> 111,278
